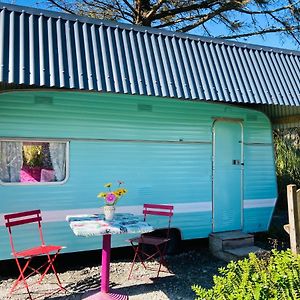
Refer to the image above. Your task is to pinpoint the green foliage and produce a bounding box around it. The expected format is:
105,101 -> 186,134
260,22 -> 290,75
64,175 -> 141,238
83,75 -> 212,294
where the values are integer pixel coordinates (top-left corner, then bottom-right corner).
192,249 -> 300,300
23,145 -> 43,167
273,129 -> 300,208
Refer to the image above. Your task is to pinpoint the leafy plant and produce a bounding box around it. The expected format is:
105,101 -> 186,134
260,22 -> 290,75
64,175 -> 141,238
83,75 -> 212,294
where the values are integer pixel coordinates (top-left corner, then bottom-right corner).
192,249 -> 300,300
23,145 -> 43,168
273,129 -> 300,209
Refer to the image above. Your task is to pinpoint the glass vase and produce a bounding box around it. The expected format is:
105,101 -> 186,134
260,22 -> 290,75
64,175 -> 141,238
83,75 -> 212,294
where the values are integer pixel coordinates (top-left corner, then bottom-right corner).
103,205 -> 115,221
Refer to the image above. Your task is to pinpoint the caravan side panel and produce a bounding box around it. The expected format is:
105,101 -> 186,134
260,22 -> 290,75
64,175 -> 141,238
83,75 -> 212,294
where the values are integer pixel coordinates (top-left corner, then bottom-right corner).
0,91 -> 277,259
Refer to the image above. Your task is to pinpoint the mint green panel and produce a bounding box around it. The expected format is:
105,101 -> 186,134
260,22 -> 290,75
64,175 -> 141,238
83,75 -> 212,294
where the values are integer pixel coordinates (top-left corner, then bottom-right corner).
213,121 -> 242,232
0,141 -> 213,209
243,207 -> 274,232
69,141 -> 212,208
172,212 -> 212,239
243,117 -> 273,143
0,91 -> 213,141
244,145 -> 277,200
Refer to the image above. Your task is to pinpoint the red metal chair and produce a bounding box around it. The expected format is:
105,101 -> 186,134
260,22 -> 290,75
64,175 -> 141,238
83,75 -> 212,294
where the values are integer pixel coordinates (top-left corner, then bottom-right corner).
128,203 -> 174,279
4,209 -> 65,299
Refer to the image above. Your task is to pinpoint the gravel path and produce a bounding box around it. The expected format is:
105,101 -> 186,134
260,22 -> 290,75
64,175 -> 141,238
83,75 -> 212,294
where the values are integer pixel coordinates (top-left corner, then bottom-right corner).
0,247 -> 225,300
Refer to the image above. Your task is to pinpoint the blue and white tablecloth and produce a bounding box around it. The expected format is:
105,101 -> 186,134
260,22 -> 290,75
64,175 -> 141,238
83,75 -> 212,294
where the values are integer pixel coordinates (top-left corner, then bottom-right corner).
66,213 -> 154,237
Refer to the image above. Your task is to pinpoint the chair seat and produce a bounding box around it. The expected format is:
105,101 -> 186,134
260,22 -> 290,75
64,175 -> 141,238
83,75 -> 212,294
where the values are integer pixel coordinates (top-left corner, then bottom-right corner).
129,236 -> 170,246
15,245 -> 63,258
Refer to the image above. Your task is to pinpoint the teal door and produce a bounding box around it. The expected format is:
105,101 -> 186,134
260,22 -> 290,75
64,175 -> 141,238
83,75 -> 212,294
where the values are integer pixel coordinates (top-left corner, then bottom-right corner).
213,121 -> 243,232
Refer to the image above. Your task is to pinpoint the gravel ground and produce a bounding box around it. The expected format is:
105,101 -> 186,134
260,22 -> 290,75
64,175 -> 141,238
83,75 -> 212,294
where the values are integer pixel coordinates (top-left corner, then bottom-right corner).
0,246 -> 226,300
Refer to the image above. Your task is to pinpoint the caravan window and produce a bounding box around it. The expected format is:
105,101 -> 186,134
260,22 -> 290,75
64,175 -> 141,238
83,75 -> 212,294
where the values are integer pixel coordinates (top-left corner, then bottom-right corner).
0,140 -> 68,184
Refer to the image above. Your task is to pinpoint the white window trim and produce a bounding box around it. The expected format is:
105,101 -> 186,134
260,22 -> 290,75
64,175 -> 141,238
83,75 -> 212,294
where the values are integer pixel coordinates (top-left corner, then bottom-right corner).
0,139 -> 70,186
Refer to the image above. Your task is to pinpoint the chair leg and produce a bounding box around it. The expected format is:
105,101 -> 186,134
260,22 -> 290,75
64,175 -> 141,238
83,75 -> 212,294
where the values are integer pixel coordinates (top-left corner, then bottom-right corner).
135,249 -> 148,271
156,253 -> 170,277
128,244 -> 140,279
9,253 -> 65,300
129,241 -> 172,279
38,252 -> 64,291
156,243 -> 171,277
128,242 -> 151,279
48,252 -> 65,290
11,258 -> 33,300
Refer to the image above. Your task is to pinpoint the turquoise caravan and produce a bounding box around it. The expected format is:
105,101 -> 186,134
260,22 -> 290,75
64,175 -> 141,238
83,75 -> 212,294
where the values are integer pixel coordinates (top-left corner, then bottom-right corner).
3,3 -> 300,260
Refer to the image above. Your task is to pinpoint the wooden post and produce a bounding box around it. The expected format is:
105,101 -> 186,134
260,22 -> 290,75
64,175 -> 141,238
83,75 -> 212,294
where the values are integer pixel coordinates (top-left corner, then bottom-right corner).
286,184 -> 300,254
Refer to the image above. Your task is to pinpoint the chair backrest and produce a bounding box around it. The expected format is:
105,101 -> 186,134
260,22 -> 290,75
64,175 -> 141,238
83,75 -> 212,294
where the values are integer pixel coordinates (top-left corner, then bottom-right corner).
4,210 -> 45,254
143,204 -> 174,237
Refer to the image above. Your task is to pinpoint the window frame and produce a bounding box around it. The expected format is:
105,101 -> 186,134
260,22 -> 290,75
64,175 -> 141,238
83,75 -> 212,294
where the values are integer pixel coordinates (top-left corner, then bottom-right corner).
0,138 -> 70,186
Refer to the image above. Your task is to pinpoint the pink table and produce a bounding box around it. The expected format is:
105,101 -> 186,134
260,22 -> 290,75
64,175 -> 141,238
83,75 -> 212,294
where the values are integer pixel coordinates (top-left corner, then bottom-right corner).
66,213 -> 154,299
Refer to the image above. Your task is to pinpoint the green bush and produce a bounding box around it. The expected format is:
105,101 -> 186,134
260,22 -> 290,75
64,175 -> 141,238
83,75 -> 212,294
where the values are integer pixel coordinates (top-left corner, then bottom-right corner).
273,129 -> 300,209
192,250 -> 300,300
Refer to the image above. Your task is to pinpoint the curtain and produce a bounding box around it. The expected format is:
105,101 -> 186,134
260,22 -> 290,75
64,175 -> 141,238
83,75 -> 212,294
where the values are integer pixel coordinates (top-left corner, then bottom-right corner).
49,142 -> 66,181
0,141 -> 23,182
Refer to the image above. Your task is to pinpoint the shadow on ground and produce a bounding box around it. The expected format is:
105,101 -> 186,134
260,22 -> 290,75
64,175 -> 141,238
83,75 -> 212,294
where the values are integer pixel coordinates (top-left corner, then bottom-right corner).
46,242 -> 225,300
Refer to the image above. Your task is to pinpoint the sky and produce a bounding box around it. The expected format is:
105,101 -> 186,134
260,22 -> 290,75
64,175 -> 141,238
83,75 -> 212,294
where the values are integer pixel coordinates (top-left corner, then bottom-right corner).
5,0 -> 300,52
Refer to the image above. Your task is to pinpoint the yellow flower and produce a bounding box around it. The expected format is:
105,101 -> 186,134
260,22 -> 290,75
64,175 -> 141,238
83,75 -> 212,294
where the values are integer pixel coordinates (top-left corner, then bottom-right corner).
121,188 -> 127,195
97,181 -> 127,204
114,188 -> 126,196
115,190 -> 123,197
97,192 -> 107,198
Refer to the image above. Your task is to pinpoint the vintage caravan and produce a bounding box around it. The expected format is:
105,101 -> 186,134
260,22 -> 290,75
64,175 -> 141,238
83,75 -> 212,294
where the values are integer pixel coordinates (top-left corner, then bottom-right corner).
3,3 -> 299,260
0,90 -> 277,259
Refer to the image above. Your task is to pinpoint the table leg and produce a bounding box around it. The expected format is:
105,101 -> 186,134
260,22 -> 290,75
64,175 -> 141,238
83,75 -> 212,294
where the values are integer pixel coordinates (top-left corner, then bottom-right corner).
83,234 -> 128,300
101,234 -> 111,293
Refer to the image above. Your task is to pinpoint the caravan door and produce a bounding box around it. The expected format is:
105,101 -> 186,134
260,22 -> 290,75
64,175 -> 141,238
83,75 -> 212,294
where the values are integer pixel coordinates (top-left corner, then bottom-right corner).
212,120 -> 243,232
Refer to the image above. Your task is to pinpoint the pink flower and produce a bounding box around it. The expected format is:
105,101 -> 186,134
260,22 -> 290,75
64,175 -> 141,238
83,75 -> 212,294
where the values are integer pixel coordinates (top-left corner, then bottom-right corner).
105,193 -> 116,204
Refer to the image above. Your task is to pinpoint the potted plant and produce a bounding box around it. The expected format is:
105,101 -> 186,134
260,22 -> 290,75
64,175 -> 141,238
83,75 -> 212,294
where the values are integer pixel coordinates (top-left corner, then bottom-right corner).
97,181 -> 127,221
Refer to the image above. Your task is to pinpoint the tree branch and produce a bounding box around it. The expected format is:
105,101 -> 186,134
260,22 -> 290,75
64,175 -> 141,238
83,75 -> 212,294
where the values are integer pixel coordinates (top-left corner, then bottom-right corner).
123,0 -> 138,15
153,14 -> 201,29
179,3 -> 238,32
236,0 -> 300,15
152,0 -> 219,21
221,25 -> 300,43
47,0 -> 76,14
145,0 -> 166,20
45,0 -> 300,45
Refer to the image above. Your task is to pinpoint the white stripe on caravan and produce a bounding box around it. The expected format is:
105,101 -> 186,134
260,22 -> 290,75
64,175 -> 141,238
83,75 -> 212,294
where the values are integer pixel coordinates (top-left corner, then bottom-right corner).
0,202 -> 212,225
244,198 -> 276,209
0,199 -> 276,225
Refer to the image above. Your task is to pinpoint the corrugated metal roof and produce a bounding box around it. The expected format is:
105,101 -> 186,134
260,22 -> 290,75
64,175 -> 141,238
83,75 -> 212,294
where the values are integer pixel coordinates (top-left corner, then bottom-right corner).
254,105 -> 300,129
0,3 -> 300,107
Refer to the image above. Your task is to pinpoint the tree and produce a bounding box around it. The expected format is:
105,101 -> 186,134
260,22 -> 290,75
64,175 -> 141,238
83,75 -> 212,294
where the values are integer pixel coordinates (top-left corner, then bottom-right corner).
47,0 -> 300,43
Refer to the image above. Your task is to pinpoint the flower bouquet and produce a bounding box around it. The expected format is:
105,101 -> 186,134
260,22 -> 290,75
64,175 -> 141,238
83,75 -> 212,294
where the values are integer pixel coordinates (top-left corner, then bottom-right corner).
97,181 -> 127,220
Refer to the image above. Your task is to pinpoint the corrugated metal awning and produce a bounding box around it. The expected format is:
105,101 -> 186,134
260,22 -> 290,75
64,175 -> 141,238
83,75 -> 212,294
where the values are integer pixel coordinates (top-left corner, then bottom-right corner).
0,3 -> 299,127
252,104 -> 300,129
